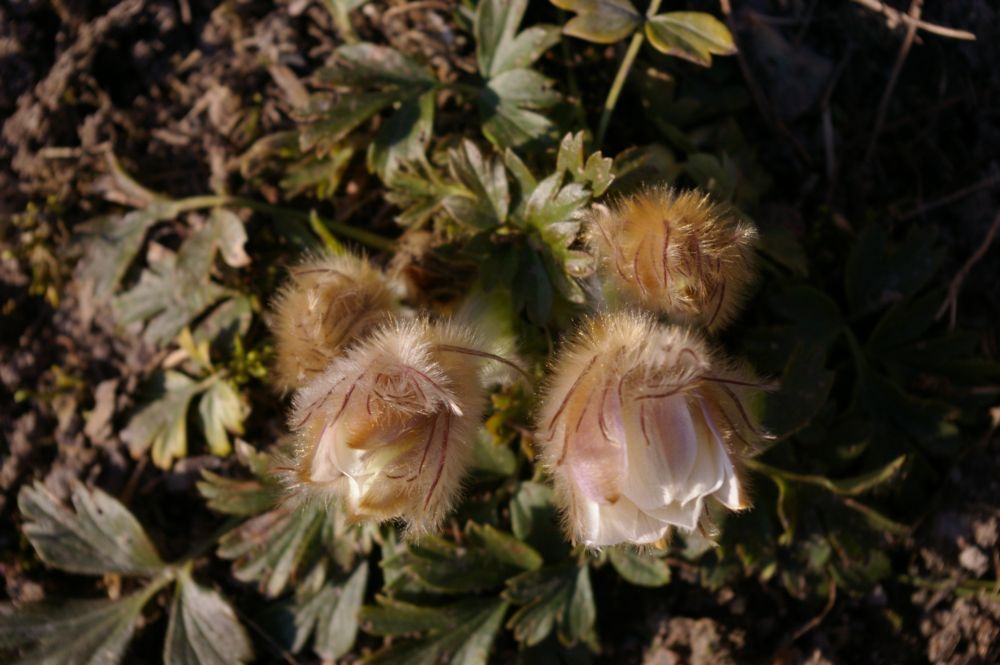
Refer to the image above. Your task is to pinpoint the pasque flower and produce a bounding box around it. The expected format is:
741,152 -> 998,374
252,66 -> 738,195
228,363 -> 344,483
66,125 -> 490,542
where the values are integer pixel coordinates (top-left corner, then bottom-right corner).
587,188 -> 758,331
269,251 -> 401,392
287,318 -> 520,533
536,311 -> 766,547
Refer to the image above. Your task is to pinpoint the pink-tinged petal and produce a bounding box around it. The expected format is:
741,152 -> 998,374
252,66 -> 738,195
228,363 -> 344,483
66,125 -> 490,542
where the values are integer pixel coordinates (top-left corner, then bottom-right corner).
566,384 -> 627,504
585,498 -> 670,547
622,394 -> 698,509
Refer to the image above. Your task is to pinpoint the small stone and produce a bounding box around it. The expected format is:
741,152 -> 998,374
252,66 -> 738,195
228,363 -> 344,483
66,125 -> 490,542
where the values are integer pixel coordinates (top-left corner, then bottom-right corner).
959,545 -> 989,577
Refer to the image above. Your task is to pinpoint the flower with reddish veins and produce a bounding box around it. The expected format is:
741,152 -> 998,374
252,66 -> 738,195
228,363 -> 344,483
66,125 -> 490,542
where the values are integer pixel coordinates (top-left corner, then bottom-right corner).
587,188 -> 758,331
268,252 -> 401,392
287,318 -> 521,534
536,311 -> 767,547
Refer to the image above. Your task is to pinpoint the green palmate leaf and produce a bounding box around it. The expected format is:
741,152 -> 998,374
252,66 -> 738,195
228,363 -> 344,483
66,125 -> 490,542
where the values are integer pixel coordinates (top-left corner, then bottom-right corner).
197,379 -> 245,457
164,569 -> 253,665
362,596 -> 509,665
19,480 -> 165,577
217,503 -> 326,597
0,591 -> 154,665
608,547 -> 672,587
845,225 -> 944,316
552,0 -> 643,44
556,132 -> 615,196
524,174 -> 589,235
121,371 -> 209,469
475,0 -> 558,78
292,562 -> 368,661
318,43 -> 437,88
368,91 -> 435,177
192,295 -> 252,349
388,522 -> 542,593
764,343 -> 836,439
113,211 -> 240,345
444,141 -> 511,229
645,12 -> 737,67
504,563 -> 596,647
479,68 -> 560,149
280,146 -> 356,199
75,201 -> 178,303
298,91 -> 401,154
510,481 -> 568,561
197,441 -> 281,517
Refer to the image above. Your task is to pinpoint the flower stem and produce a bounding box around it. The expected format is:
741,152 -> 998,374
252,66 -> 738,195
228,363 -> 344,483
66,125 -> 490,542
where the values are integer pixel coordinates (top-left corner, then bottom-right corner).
595,0 -> 663,147
172,195 -> 395,252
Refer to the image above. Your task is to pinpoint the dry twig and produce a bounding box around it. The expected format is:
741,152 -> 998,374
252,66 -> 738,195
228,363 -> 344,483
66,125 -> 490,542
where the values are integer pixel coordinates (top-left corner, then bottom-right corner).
937,209 -> 1000,329
851,0 -> 975,41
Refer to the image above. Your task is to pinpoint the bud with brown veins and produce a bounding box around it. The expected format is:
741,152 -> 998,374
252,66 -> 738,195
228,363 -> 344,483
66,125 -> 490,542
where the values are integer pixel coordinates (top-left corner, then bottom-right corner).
269,252 -> 401,392
588,188 -> 758,331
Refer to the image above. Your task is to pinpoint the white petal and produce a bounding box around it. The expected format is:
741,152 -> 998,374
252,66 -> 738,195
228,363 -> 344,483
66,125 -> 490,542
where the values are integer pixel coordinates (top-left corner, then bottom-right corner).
712,436 -> 743,510
585,498 -> 670,547
621,394 -> 697,510
647,497 -> 703,531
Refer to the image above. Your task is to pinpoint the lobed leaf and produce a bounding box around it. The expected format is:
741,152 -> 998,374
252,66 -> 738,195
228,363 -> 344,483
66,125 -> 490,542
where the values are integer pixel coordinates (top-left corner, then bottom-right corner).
0,592 -> 153,665
121,371 -> 209,469
19,480 -> 164,577
553,0 -> 643,44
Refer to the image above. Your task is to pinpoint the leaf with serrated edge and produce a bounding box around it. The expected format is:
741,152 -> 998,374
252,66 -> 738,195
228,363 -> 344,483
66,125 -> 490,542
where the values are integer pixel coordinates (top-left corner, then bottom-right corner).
19,480 -> 164,577
164,569 -> 253,665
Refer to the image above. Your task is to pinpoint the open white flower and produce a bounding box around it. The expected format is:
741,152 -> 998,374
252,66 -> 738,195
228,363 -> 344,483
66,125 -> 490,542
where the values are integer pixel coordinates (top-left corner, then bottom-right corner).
287,318 -> 519,534
536,311 -> 765,547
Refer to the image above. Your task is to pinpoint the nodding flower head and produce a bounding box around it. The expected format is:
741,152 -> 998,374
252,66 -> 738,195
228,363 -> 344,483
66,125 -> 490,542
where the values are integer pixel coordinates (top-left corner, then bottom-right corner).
587,188 -> 758,331
536,311 -> 767,548
287,318 -> 522,534
269,252 -> 401,392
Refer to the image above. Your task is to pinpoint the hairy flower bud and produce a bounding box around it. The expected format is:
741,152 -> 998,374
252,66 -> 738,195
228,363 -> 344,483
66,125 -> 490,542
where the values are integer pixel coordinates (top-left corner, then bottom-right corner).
269,252 -> 401,392
287,319 -> 517,534
536,311 -> 766,547
587,188 -> 758,331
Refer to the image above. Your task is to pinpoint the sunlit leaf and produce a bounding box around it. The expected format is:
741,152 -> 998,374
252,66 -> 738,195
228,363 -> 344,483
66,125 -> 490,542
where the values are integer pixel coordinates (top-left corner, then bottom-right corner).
19,480 -> 165,577
121,371 -> 208,468
292,561 -> 368,660
552,0 -> 643,44
197,379 -> 245,457
164,569 -> 253,665
645,12 -> 737,67
476,0 -> 558,78
368,91 -> 435,178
